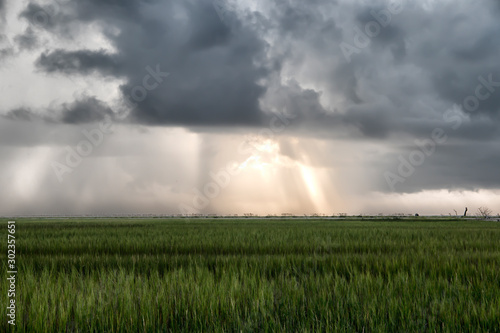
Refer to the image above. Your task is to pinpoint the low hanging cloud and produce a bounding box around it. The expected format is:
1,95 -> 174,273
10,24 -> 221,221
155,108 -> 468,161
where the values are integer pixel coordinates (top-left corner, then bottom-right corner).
4,96 -> 115,124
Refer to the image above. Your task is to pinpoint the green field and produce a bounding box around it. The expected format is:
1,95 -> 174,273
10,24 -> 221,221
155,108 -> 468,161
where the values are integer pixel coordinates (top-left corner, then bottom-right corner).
1,218 -> 499,332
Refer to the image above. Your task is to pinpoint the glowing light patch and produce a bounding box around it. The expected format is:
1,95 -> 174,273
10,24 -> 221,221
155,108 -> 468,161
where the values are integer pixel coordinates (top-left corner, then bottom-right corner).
299,164 -> 319,198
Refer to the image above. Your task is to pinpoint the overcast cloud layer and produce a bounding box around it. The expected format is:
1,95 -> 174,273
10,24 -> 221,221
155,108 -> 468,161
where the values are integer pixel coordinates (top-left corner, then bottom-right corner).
0,0 -> 499,215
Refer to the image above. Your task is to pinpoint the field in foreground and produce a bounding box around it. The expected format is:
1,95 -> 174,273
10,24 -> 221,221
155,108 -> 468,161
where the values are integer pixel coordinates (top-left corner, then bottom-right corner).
1,218 -> 500,332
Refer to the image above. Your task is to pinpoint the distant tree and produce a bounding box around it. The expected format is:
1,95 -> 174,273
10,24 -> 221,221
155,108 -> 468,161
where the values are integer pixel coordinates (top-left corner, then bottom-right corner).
477,207 -> 492,219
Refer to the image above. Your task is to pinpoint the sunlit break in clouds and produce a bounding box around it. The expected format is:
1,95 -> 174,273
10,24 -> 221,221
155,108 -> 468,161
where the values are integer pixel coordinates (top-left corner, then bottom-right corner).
0,0 -> 499,216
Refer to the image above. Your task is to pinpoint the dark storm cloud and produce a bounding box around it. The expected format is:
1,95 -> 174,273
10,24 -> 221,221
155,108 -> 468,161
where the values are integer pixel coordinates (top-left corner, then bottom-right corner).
10,0 -> 500,195
325,1 -> 500,138
60,97 -> 115,124
4,108 -> 40,122
18,3 -> 57,29
3,97 -> 114,125
14,27 -> 39,50
15,0 -> 500,129
36,49 -> 122,76
3,108 -> 52,124
27,0 -> 270,126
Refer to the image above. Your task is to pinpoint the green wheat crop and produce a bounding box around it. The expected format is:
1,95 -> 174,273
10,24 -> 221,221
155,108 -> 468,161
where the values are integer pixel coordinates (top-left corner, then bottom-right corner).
1,218 -> 499,332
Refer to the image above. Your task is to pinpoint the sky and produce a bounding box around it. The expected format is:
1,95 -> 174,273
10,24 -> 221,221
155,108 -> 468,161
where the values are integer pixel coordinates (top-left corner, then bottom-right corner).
0,0 -> 499,216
